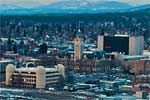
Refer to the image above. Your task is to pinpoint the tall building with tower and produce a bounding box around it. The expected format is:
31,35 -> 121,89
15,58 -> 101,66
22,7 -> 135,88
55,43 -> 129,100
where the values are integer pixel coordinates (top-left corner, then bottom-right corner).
74,29 -> 83,61
98,35 -> 144,55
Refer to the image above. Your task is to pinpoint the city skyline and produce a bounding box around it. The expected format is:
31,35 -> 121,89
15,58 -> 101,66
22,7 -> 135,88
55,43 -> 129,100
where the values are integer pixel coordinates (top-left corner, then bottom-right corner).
0,0 -> 150,7
0,0 -> 150,99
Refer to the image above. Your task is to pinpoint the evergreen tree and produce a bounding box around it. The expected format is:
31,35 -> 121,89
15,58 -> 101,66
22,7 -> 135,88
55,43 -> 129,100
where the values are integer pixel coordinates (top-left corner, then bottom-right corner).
7,37 -> 12,51
39,43 -> 48,54
13,43 -> 17,53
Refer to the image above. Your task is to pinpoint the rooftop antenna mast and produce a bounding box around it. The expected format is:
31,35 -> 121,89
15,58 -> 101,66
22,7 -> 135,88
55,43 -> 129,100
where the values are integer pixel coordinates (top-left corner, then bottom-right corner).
77,21 -> 82,39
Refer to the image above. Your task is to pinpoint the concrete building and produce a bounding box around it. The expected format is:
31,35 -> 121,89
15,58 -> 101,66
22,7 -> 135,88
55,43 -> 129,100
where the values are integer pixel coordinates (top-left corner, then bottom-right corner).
129,36 -> 144,55
0,59 -> 14,82
6,63 -> 65,88
119,56 -> 150,74
0,59 -> 14,73
74,36 -> 83,61
134,75 -> 150,84
98,35 -> 144,55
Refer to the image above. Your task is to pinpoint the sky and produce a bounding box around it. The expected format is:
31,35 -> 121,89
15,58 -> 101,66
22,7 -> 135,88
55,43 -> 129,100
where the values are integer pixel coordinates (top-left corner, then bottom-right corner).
0,0 -> 150,7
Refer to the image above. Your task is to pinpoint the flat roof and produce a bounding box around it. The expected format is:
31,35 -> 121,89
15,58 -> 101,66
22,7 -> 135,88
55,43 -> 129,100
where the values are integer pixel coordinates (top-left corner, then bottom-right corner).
140,58 -> 150,61
122,55 -> 148,61
143,50 -> 150,56
0,59 -> 14,63
26,58 -> 41,61
136,74 -> 150,77
15,67 -> 58,73
114,34 -> 129,37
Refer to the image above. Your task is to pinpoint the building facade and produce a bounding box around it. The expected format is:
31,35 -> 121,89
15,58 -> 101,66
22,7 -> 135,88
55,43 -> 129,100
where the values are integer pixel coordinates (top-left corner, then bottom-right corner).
6,63 -> 64,88
0,59 -> 14,73
74,36 -> 83,61
0,59 -> 14,82
55,57 -> 112,73
120,56 -> 150,74
98,35 -> 144,55
129,36 -> 144,55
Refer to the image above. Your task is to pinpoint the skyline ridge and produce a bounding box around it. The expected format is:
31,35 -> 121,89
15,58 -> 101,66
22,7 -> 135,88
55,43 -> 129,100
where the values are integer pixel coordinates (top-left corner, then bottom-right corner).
0,0 -> 150,8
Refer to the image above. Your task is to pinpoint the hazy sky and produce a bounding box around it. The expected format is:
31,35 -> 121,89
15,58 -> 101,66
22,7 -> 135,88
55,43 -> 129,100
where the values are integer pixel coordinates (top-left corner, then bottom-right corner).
0,0 -> 150,7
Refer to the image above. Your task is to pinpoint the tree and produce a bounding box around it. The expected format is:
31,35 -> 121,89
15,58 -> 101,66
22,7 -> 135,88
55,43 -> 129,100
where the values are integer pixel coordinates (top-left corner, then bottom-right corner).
39,43 -> 48,54
20,40 -> 24,48
13,43 -> 17,53
7,37 -> 12,51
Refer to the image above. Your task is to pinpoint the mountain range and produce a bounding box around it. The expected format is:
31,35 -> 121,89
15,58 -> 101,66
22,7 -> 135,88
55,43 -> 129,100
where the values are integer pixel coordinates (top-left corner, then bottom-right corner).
0,1 -> 150,14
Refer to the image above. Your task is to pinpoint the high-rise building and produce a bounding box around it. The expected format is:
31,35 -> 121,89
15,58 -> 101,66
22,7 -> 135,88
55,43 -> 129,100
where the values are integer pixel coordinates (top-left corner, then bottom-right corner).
129,36 -> 144,55
97,35 -> 144,55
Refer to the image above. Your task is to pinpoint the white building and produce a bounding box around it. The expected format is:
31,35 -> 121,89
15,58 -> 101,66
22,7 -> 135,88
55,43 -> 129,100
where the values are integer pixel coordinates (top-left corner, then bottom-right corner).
6,63 -> 65,88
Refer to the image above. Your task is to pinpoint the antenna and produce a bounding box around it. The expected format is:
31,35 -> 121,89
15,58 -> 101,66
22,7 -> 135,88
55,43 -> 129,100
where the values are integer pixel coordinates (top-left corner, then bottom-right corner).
77,21 -> 82,39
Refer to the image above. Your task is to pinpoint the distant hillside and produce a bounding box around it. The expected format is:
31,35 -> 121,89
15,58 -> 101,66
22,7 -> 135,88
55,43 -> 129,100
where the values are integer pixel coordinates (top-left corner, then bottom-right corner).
39,1 -> 132,10
0,2 -> 149,15
0,4 -> 23,10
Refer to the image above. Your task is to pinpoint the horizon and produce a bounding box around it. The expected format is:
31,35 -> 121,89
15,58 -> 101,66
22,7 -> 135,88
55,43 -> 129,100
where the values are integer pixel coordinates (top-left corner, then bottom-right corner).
0,0 -> 150,8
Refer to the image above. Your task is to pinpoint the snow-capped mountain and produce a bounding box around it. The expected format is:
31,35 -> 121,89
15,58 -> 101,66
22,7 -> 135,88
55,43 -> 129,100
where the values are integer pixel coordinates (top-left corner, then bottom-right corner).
0,4 -> 23,10
38,1 -> 132,10
0,1 -> 149,14
126,4 -> 150,11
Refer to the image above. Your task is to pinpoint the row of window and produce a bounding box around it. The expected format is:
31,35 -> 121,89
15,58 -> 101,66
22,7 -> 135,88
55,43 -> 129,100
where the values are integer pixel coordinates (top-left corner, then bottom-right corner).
13,83 -> 36,88
46,74 -> 61,78
14,71 -> 36,74
13,75 -> 36,79
46,77 -> 60,81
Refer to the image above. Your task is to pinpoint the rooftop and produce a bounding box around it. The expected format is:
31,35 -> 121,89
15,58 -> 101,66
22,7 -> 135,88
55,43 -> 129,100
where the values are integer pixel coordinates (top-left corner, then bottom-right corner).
15,67 -> 58,73
114,34 -> 129,37
0,59 -> 14,63
143,50 -> 150,56
122,55 -> 148,61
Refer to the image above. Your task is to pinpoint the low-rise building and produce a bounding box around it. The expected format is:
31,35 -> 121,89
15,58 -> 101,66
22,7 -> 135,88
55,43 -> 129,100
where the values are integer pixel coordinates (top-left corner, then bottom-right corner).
134,75 -> 150,84
118,55 -> 150,74
6,63 -> 65,88
0,59 -> 14,73
56,57 -> 112,73
133,83 -> 150,95
0,59 -> 14,82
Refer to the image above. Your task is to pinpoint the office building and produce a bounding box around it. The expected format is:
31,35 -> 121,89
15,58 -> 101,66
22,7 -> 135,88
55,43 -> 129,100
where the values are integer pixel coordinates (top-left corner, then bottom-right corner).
129,36 -> 144,55
98,35 -> 144,55
6,63 -> 65,88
